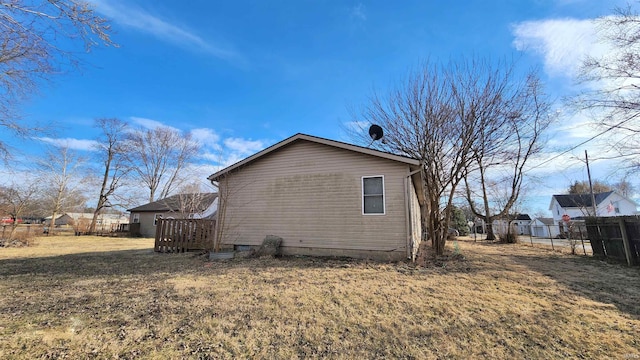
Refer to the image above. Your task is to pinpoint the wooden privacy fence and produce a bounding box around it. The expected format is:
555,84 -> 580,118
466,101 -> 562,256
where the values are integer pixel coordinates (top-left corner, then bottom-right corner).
155,218 -> 216,253
585,216 -> 640,266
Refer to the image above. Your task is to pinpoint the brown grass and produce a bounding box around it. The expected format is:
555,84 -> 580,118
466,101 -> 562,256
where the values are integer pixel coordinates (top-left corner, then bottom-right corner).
0,236 -> 638,359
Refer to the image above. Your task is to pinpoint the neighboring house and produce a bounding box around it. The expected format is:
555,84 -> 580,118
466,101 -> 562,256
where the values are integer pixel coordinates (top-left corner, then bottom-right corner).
549,191 -> 638,225
127,193 -> 218,237
513,214 -> 532,235
44,212 -> 128,230
492,214 -> 532,235
207,133 -> 425,261
530,217 -> 560,238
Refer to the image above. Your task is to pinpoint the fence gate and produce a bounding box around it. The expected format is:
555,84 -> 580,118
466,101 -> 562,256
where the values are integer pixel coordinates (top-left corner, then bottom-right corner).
154,218 -> 216,253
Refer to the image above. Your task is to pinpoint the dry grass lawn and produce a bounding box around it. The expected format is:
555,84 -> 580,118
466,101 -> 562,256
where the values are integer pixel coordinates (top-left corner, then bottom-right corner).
0,236 -> 638,359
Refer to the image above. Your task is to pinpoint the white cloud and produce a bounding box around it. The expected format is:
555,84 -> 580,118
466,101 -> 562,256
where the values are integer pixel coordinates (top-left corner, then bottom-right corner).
191,128 -> 221,145
223,137 -> 265,156
511,18 -> 608,78
130,117 -> 181,132
36,137 -> 99,151
197,135 -> 268,169
90,0 -> 242,63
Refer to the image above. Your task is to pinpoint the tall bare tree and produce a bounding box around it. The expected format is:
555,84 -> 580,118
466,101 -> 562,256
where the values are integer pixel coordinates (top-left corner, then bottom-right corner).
36,145 -> 87,235
0,0 -> 115,161
463,72 -> 553,240
126,127 -> 200,203
575,5 -> 640,171
353,58 -> 551,254
88,118 -> 130,234
354,60 -> 484,255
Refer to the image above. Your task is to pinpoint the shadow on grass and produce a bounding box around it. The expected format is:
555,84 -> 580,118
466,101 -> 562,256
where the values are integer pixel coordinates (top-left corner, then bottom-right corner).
0,249 -> 206,277
479,242 -> 640,320
0,246 -> 478,279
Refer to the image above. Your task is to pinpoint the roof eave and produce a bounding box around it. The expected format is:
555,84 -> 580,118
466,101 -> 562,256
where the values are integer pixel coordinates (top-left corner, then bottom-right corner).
208,133 -> 420,181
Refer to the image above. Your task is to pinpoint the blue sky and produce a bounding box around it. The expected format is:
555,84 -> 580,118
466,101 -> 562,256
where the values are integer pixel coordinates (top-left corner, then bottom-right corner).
2,0 -> 637,215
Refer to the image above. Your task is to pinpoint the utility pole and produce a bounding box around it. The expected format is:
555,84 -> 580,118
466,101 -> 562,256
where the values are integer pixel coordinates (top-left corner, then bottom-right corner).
585,150 -> 597,217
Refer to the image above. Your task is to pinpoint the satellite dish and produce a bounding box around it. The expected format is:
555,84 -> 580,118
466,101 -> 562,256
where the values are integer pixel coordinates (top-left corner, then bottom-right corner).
369,124 -> 384,141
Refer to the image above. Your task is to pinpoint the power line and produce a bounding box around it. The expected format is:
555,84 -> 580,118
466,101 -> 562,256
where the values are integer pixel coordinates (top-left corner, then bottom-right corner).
527,116 -> 636,171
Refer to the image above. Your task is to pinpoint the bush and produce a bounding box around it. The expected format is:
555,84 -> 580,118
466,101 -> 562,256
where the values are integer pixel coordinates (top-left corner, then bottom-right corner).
496,230 -> 518,244
0,229 -> 36,247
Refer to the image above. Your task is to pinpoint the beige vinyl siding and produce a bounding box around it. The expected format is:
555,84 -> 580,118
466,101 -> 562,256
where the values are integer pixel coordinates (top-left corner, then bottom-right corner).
218,140 -> 411,257
133,211 -> 181,238
133,212 -> 157,237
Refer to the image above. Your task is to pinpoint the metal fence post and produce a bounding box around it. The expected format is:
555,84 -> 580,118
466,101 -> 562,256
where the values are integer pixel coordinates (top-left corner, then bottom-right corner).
546,224 -> 554,250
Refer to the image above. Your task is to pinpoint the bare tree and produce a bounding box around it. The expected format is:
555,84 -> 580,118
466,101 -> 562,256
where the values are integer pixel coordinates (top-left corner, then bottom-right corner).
353,58 -> 552,254
613,178 -> 635,197
174,181 -> 217,217
88,118 -> 130,234
0,181 -> 40,238
354,59 -> 485,255
575,5 -> 640,171
126,127 -> 200,202
463,71 -> 553,240
36,145 -> 87,235
0,0 -> 115,161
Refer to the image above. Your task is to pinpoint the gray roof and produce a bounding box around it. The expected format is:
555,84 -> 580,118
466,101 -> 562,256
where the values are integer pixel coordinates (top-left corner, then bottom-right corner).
128,193 -> 217,212
552,191 -> 613,208
534,217 -> 555,225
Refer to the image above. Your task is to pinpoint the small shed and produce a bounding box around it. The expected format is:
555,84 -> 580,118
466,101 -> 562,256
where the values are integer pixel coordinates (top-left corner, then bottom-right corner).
530,217 -> 560,238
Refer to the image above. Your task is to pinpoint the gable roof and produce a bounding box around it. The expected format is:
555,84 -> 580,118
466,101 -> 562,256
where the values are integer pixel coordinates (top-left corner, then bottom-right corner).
128,193 -> 218,212
208,133 -> 420,181
532,217 -> 555,226
551,191 -> 614,208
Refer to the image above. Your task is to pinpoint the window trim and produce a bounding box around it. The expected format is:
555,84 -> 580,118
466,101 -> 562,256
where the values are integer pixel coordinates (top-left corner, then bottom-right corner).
132,213 -> 140,224
362,175 -> 386,215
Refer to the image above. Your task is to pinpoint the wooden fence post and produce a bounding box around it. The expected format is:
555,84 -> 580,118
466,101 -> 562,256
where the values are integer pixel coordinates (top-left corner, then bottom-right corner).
618,218 -> 633,266
578,224 -> 586,256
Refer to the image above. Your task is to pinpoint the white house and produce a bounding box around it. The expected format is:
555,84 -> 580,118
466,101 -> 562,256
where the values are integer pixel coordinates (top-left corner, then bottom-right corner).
44,212 -> 128,231
491,214 -> 531,235
530,217 -> 560,238
549,191 -> 638,225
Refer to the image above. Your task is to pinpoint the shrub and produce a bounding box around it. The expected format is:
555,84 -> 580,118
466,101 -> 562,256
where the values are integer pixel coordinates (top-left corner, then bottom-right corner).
0,229 -> 36,247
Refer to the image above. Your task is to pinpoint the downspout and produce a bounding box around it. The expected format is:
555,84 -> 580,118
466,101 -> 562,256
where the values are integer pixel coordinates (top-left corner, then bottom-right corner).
405,167 -> 422,261
404,174 -> 411,260
210,177 -> 222,251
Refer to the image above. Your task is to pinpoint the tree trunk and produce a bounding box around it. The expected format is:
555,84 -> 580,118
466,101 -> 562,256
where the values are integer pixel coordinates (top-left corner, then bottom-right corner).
49,211 -> 57,236
485,219 -> 496,241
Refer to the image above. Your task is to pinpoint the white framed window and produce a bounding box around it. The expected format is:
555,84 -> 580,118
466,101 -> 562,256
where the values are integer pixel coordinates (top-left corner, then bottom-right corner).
132,213 -> 140,223
154,214 -> 163,226
362,175 -> 385,215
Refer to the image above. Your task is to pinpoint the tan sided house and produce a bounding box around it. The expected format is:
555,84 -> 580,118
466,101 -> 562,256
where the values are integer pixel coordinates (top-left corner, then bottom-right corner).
208,133 -> 425,260
127,193 -> 218,237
